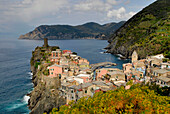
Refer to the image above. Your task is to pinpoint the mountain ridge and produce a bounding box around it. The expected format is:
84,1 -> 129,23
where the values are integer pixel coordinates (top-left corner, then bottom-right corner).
19,21 -> 125,40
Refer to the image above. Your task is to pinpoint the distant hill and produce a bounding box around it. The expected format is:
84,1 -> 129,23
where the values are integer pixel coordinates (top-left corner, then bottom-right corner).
106,0 -> 170,59
19,21 -> 125,40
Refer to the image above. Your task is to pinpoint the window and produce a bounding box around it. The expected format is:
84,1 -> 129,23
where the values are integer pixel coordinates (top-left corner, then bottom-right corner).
71,90 -> 73,93
59,74 -> 61,79
72,97 -> 74,100
140,74 -> 142,77
116,76 -> 118,78
53,52 -> 55,57
85,90 -> 87,93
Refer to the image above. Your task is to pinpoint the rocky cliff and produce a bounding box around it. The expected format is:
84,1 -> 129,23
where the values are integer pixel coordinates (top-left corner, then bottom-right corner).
19,21 -> 125,40
106,0 -> 170,59
28,46 -> 65,114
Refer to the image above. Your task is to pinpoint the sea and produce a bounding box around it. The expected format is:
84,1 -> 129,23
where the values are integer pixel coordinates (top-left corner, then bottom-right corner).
0,37 -> 130,114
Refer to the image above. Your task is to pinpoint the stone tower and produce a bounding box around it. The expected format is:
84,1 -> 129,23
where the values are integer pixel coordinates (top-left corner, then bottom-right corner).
132,50 -> 138,63
43,38 -> 48,48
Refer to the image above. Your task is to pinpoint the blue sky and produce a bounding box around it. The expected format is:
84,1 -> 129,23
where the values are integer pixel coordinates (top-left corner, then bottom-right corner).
0,0 -> 156,37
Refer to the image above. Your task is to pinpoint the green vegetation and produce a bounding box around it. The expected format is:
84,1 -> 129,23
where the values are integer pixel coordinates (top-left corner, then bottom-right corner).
109,0 -> 170,58
34,61 -> 41,68
43,69 -> 49,76
50,83 -> 170,114
51,46 -> 60,51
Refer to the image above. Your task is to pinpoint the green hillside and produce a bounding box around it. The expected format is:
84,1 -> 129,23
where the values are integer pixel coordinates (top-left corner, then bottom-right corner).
106,0 -> 170,59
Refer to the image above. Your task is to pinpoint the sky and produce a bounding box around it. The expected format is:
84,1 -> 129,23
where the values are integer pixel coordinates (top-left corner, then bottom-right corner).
0,0 -> 156,37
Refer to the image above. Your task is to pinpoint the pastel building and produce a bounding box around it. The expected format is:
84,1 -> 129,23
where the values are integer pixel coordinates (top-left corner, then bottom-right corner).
161,63 -> 170,69
51,49 -> 62,62
123,63 -> 133,74
48,64 -> 63,77
78,58 -> 89,65
96,69 -> 108,80
77,74 -> 91,83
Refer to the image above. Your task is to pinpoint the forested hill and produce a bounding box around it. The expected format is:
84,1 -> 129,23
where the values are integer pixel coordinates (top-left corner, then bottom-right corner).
19,21 -> 125,40
106,0 -> 170,59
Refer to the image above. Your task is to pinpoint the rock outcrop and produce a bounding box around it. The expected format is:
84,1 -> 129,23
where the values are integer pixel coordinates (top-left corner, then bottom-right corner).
28,46 -> 65,114
19,21 -> 125,40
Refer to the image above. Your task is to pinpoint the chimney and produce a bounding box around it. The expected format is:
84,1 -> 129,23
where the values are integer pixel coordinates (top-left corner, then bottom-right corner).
43,38 -> 48,48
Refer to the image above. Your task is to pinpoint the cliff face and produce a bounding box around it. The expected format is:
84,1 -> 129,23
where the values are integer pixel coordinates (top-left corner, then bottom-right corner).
106,0 -> 170,59
19,21 -> 125,40
28,46 -> 65,114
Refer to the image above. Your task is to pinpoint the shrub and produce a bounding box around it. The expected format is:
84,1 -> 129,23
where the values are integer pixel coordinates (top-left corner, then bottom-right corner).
34,61 -> 41,68
51,84 -> 170,114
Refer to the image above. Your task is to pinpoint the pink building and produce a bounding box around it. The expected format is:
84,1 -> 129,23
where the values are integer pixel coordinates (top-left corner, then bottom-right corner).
123,63 -> 133,74
77,74 -> 91,83
51,49 -> 62,62
96,69 -> 108,80
48,64 -> 63,77
51,49 -> 62,58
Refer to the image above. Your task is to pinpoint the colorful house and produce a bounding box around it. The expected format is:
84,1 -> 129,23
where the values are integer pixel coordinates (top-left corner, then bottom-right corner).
51,49 -> 62,57
77,74 -> 91,83
51,49 -> 62,62
123,63 -> 133,74
96,68 -> 108,80
78,58 -> 89,65
161,62 -> 170,69
47,64 -> 63,77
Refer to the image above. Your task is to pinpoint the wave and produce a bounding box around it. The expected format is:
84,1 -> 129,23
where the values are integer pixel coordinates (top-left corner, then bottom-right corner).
28,72 -> 33,76
116,54 -> 123,57
99,52 -> 108,54
27,72 -> 33,79
23,95 -> 30,104
27,83 -> 33,86
6,95 -> 30,111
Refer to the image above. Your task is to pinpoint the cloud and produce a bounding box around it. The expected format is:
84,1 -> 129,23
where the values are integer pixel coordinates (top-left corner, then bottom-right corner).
16,0 -> 69,22
0,0 -> 69,33
74,0 -> 119,12
107,7 -> 136,20
0,0 -> 142,35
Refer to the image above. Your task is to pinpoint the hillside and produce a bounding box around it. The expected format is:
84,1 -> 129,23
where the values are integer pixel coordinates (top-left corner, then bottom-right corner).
106,0 -> 170,59
19,21 -> 125,40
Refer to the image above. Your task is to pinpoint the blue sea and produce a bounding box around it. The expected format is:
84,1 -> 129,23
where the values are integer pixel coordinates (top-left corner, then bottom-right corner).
0,38 -> 129,114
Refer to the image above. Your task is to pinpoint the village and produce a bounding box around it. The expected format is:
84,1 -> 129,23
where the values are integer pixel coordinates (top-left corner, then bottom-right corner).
38,39 -> 170,104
